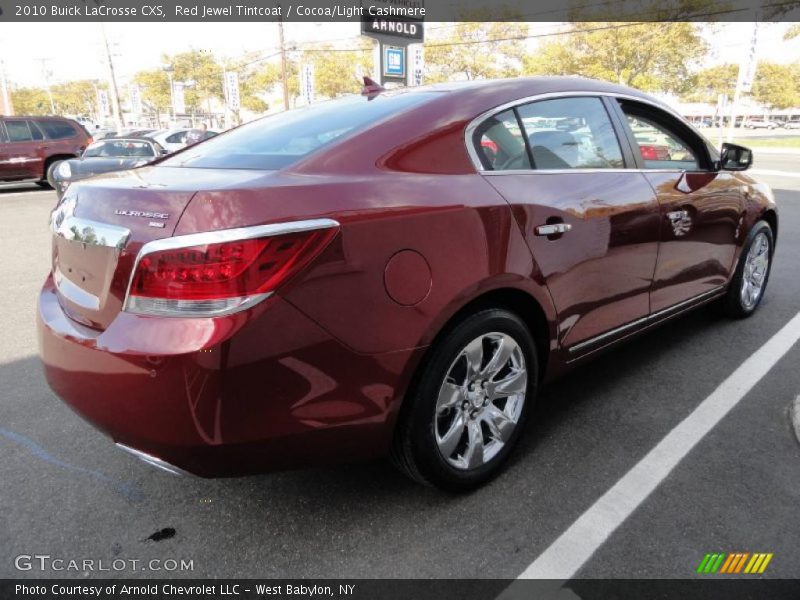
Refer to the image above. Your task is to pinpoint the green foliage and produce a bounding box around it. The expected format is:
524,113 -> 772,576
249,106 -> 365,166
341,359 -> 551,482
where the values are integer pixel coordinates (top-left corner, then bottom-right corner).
250,59 -> 299,106
51,80 -> 99,116
168,49 -> 224,112
785,24 -> 800,40
752,61 -> 800,109
524,22 -> 707,94
681,63 -> 738,103
308,44 -> 372,98
133,69 -> 171,113
425,22 -> 528,82
9,87 -> 51,115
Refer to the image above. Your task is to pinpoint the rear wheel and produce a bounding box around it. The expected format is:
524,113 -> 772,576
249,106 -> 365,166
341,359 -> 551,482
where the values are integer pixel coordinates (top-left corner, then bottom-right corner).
391,308 -> 537,491
721,220 -> 773,318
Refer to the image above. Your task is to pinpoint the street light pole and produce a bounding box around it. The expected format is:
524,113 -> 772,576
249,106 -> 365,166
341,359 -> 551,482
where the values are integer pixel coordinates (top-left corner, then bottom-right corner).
278,18 -> 290,111
100,22 -> 124,131
165,66 -> 175,127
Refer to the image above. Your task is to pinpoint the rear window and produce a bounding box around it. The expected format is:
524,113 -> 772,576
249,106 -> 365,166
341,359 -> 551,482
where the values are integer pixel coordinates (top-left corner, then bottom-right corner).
38,120 -> 78,140
163,92 -> 436,170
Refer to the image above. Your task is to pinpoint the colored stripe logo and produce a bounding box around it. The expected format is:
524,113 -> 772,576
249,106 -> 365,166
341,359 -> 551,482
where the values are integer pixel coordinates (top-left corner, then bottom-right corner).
697,552 -> 773,574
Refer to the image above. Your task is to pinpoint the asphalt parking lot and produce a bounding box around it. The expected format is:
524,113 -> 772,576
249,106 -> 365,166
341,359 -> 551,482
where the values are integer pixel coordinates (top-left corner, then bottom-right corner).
1,153 -> 799,580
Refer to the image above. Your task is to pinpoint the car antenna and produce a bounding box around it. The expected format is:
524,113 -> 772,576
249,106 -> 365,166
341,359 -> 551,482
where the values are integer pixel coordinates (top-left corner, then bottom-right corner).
361,76 -> 385,96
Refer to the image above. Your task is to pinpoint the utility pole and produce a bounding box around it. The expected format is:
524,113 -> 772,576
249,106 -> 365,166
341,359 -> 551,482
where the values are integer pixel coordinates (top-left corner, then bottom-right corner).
100,22 -> 124,131
37,58 -> 56,114
278,18 -> 290,111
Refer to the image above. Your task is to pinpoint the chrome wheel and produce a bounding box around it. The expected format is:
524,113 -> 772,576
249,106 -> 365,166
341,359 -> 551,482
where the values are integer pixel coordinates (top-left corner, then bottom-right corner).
434,332 -> 527,470
741,232 -> 770,310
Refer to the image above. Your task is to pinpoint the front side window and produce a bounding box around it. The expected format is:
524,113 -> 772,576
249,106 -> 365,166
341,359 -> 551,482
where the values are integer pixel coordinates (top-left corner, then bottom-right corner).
5,120 -> 33,142
163,92 -> 436,170
619,103 -> 701,170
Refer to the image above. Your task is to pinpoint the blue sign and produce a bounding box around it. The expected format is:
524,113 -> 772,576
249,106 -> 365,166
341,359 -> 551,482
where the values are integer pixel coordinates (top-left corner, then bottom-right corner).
383,46 -> 405,78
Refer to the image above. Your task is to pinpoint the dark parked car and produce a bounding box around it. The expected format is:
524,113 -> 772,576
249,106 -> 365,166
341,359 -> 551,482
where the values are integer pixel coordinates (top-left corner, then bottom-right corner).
38,77 -> 777,490
0,116 -> 91,186
47,137 -> 166,199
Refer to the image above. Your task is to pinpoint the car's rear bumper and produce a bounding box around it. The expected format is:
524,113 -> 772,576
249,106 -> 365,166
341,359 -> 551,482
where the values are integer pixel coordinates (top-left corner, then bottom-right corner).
37,275 -> 417,477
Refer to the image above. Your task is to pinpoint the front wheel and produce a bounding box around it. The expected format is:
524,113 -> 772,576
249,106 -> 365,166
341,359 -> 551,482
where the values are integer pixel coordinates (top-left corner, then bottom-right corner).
391,308 -> 537,491
721,220 -> 774,318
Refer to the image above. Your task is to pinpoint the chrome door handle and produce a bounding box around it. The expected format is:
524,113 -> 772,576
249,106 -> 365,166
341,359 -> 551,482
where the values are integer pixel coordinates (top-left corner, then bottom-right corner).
535,223 -> 572,236
667,210 -> 689,221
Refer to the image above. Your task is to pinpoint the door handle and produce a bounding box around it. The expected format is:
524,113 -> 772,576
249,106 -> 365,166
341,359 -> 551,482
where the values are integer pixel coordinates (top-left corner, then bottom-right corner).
535,223 -> 572,236
667,210 -> 689,222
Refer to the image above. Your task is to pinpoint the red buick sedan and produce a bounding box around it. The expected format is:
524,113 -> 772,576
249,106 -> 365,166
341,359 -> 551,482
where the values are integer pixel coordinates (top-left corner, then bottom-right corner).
38,77 -> 777,490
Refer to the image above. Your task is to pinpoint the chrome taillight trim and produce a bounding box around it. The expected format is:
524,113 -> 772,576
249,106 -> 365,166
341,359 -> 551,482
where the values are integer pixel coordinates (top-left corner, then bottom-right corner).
125,292 -> 273,318
122,218 -> 340,318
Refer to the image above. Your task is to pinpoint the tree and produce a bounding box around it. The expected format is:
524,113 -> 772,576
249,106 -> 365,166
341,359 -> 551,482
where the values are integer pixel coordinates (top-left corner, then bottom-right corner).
51,80 -> 99,116
168,49 -> 224,113
9,87 -> 50,115
250,59 -> 300,106
786,24 -> 800,40
425,22 -> 528,83
308,44 -> 372,98
752,61 -> 800,110
133,69 -> 171,115
524,22 -> 707,94
680,63 -> 738,103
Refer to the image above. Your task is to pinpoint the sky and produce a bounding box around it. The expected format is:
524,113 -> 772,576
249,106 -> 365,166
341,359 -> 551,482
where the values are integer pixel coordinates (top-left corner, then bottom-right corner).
0,21 -> 799,88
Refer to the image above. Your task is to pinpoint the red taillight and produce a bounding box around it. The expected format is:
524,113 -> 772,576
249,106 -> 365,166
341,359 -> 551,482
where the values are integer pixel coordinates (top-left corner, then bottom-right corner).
125,222 -> 337,317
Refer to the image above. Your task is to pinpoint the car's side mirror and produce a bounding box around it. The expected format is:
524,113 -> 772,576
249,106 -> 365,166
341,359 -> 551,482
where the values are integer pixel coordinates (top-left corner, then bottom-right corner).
718,142 -> 752,171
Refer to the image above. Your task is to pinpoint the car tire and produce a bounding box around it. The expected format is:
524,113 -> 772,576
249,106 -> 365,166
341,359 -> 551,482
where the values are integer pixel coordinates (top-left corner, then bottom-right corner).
391,308 -> 537,491
721,220 -> 774,318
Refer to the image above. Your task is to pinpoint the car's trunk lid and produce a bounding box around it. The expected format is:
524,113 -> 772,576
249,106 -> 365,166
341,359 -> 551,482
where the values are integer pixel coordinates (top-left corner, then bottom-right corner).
50,166 -> 267,330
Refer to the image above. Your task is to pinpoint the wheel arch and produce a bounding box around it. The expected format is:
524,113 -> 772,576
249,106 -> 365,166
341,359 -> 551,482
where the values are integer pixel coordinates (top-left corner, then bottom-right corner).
42,154 -> 77,179
388,284 -> 556,449
761,208 -> 778,247
405,284 -> 555,401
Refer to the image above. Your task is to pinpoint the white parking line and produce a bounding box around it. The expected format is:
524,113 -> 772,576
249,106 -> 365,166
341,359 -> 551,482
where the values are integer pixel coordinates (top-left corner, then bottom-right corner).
518,311 -> 800,580
751,168 -> 800,178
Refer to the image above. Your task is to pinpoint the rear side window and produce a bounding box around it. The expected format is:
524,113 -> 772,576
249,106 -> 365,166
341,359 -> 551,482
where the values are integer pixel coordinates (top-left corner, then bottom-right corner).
516,97 -> 624,170
28,121 -> 44,140
38,120 -> 78,140
164,92 -> 436,170
166,132 -> 187,144
473,109 -> 530,170
5,120 -> 33,142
